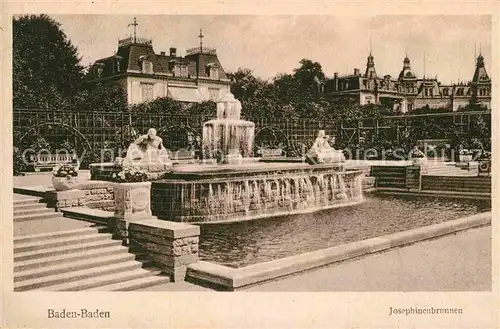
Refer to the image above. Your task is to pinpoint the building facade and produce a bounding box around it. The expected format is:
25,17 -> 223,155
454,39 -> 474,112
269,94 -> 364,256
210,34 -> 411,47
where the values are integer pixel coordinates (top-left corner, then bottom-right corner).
324,52 -> 491,112
86,34 -> 232,105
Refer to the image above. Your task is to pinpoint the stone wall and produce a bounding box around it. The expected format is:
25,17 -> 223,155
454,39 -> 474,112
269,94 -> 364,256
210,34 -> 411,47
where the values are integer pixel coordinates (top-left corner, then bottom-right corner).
46,181 -> 115,211
421,175 -> 491,193
128,219 -> 200,282
82,184 -> 115,211
152,167 -> 364,223
46,190 -> 86,210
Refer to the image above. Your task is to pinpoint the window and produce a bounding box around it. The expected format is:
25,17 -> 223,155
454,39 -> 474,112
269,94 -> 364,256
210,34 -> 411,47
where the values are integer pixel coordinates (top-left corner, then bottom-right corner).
142,61 -> 153,74
180,66 -> 188,78
209,88 -> 219,101
210,67 -> 219,80
174,65 -> 181,77
141,83 -> 154,102
443,89 -> 449,96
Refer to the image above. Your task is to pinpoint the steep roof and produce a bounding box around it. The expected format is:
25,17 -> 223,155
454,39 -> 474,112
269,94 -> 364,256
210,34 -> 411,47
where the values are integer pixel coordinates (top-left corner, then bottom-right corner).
91,39 -> 229,80
472,54 -> 490,83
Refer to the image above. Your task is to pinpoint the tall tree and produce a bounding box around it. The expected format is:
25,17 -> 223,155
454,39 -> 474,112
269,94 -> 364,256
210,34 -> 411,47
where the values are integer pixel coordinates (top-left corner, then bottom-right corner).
226,68 -> 267,102
13,14 -> 84,109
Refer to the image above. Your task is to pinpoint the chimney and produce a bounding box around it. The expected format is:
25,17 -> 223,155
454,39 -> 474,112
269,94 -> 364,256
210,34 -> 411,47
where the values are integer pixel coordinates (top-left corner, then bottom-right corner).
334,72 -> 338,78
354,68 -> 360,75
170,47 -> 177,57
160,51 -> 166,56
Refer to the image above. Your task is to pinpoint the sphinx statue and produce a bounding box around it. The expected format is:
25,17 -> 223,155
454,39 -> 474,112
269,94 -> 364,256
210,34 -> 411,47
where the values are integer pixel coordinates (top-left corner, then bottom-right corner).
307,130 -> 345,164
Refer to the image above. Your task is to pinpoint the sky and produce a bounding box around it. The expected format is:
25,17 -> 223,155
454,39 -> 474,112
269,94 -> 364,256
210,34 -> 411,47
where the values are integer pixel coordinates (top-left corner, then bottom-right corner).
52,15 -> 492,85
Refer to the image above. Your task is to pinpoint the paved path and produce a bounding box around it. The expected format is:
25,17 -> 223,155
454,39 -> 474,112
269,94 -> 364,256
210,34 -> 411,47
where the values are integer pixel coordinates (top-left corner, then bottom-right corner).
245,226 -> 491,291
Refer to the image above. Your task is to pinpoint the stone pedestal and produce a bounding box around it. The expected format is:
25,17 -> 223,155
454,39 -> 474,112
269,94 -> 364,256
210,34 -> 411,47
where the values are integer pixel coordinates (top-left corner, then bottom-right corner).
128,219 -> 200,282
46,189 -> 86,211
112,182 -> 152,244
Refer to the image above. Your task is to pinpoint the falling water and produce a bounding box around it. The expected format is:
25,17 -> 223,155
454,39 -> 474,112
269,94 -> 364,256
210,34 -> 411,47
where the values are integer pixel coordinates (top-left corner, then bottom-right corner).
202,94 -> 255,160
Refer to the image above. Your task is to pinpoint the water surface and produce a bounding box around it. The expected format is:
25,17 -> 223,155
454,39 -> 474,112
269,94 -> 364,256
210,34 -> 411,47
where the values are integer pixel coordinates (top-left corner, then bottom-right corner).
199,193 -> 490,267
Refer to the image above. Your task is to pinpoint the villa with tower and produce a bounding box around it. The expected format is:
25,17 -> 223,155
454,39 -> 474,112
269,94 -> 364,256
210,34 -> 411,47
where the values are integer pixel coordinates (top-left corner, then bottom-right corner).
86,18 -> 232,105
324,51 -> 491,113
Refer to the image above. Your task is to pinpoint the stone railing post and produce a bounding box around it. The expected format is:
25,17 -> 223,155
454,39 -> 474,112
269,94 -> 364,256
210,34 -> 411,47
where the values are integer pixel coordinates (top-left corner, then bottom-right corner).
128,219 -> 200,282
112,181 -> 152,244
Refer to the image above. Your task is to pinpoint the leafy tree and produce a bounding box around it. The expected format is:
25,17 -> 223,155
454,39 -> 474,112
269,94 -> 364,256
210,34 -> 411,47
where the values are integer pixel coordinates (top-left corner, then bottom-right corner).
293,58 -> 325,98
227,68 -> 267,103
409,105 -> 452,115
130,97 -> 183,115
75,82 -> 128,112
185,101 -> 216,117
13,14 -> 84,109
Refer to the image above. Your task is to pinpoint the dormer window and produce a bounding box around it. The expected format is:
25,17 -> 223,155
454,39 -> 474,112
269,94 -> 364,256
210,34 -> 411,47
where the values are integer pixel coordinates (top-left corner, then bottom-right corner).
142,61 -> 153,74
206,63 -> 219,80
139,55 -> 153,74
443,88 -> 449,96
173,63 -> 188,78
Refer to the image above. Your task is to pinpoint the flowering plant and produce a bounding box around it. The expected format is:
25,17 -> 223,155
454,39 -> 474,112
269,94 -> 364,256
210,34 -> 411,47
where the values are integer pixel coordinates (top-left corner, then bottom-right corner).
52,164 -> 78,178
112,166 -> 148,183
410,148 -> 426,158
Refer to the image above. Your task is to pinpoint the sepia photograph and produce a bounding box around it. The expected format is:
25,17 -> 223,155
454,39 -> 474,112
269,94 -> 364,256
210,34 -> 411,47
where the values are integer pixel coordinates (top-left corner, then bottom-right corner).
2,4 -> 499,329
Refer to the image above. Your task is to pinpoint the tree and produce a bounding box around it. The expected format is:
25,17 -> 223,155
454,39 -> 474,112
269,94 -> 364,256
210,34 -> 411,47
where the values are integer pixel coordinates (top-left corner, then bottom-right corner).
226,68 -> 267,103
130,97 -> 183,115
13,15 -> 84,109
293,58 -> 325,94
75,82 -> 128,112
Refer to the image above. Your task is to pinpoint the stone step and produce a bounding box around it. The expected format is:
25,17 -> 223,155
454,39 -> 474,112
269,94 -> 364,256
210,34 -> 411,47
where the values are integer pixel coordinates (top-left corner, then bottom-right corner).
14,212 -> 63,223
14,226 -> 108,244
14,260 -> 144,291
61,207 -> 115,225
32,267 -> 163,291
15,252 -> 138,282
86,274 -> 171,291
13,203 -> 49,211
14,232 -> 113,253
14,239 -> 123,262
14,244 -> 129,271
14,208 -> 56,217
13,198 -> 43,206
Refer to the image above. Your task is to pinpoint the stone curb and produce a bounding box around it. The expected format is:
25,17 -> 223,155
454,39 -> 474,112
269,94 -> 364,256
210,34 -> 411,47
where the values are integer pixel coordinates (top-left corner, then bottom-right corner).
186,212 -> 491,290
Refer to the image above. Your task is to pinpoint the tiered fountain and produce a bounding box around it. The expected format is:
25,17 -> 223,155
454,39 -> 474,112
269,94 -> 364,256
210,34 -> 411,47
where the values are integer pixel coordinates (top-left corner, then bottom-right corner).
202,93 -> 256,164
150,93 -> 365,223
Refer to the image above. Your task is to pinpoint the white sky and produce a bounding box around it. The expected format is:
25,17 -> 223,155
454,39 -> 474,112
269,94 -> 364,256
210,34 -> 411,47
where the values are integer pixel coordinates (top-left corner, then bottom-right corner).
52,15 -> 492,84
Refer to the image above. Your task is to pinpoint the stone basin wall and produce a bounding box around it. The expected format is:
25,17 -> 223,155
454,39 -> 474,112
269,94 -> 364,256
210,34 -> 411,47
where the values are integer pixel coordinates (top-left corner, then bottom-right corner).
151,167 -> 365,223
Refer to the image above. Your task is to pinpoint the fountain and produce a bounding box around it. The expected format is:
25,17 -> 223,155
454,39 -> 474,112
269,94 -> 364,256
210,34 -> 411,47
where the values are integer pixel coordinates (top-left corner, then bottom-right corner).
202,93 -> 256,164
89,92 -> 365,223
148,93 -> 365,223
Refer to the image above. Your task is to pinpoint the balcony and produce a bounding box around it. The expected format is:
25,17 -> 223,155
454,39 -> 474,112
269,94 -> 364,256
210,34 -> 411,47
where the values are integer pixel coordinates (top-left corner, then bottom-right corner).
118,37 -> 153,47
186,46 -> 217,55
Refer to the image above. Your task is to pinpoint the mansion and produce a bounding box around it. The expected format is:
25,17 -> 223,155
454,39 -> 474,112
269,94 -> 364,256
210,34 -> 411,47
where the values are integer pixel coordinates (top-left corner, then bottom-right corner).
87,32 -> 231,105
324,52 -> 491,112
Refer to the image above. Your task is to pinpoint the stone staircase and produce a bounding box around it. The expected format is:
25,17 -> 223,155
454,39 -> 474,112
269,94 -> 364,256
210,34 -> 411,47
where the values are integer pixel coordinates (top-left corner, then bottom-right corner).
425,162 -> 478,176
420,175 -> 491,194
13,197 -> 171,291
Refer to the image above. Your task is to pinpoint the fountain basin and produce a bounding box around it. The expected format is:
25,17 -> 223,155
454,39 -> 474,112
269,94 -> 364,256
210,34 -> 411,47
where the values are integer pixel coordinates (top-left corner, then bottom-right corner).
151,162 -> 364,224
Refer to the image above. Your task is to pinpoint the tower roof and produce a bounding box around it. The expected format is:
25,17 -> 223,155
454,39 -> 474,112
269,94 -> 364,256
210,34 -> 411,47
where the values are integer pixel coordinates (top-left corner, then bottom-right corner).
398,55 -> 416,80
365,52 -> 377,78
472,54 -> 490,83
